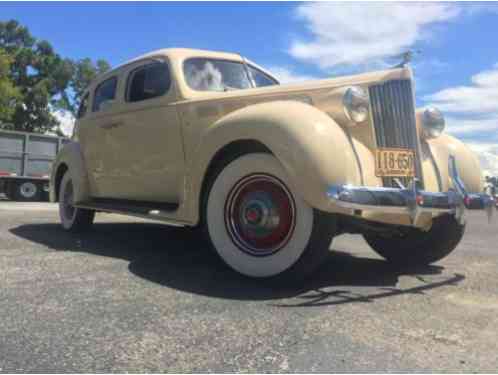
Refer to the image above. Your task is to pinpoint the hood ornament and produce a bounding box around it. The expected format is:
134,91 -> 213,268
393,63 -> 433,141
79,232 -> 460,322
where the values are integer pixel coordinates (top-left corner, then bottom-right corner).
393,50 -> 421,68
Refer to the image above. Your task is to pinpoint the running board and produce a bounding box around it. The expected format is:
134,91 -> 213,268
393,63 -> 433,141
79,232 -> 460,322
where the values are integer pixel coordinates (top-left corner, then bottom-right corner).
75,198 -> 179,218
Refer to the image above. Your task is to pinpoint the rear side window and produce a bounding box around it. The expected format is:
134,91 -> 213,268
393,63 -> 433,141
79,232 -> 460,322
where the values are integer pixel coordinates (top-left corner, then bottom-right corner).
77,93 -> 89,118
127,61 -> 170,103
92,77 -> 117,112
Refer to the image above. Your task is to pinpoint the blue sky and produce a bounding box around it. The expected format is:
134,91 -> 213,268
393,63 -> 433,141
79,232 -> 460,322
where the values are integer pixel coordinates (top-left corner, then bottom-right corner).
2,2 -> 498,173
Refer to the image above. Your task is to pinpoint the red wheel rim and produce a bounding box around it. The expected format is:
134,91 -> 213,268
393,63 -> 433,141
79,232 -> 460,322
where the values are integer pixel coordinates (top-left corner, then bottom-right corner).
224,174 -> 296,257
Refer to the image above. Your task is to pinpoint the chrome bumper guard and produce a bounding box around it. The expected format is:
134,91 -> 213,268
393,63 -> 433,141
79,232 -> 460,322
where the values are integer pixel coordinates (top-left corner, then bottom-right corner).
327,156 -> 494,228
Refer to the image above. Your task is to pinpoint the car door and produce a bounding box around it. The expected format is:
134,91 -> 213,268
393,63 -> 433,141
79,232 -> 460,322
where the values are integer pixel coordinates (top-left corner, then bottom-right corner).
98,58 -> 185,203
78,75 -> 124,198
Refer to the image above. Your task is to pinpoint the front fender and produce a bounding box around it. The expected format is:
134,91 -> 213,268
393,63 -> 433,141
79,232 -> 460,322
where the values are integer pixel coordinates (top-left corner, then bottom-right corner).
50,142 -> 91,204
186,100 -> 361,224
425,134 -> 483,193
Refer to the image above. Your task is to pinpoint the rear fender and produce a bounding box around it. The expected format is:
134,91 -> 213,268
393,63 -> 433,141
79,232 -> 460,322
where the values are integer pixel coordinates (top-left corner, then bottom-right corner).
50,142 -> 91,204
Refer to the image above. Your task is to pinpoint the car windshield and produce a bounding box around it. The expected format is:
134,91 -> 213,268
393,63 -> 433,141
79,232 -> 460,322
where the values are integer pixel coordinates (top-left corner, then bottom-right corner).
183,58 -> 278,92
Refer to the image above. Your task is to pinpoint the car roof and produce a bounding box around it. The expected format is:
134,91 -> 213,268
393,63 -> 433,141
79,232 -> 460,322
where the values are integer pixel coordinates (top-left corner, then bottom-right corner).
88,48 -> 277,91
124,48 -> 245,65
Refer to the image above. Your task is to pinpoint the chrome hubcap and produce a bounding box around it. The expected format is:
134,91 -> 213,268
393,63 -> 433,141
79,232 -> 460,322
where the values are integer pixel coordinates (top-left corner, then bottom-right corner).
225,174 -> 296,257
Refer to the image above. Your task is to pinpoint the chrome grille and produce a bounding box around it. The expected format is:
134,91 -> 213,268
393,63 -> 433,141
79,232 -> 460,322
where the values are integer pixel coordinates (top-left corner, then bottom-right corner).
369,79 -> 423,188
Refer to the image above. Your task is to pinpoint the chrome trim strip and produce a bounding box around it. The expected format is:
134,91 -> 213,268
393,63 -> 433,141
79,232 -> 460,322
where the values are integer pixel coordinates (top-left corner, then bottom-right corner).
344,127 -> 365,186
369,78 -> 424,188
409,69 -> 427,189
424,141 -> 443,192
327,156 -> 494,228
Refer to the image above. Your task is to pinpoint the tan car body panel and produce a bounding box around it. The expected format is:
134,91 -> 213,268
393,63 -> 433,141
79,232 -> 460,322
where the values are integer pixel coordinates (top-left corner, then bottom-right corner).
426,134 -> 482,193
182,100 -> 361,223
50,142 -> 91,203
50,48 -> 484,227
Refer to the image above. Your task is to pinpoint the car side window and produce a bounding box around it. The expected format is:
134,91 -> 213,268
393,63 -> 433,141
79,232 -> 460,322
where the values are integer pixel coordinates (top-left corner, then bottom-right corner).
92,77 -> 118,112
126,61 -> 170,103
77,92 -> 89,118
249,66 -> 279,87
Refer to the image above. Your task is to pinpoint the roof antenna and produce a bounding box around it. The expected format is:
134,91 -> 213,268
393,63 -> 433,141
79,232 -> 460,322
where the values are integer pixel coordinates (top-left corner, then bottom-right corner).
393,50 -> 421,68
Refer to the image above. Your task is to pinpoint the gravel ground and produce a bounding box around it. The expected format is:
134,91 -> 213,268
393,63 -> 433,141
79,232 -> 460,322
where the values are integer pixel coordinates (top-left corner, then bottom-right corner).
0,201 -> 497,372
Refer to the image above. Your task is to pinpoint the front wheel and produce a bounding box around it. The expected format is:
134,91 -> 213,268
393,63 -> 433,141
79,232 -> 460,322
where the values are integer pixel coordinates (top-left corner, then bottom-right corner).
204,153 -> 336,281
364,215 -> 465,266
59,172 -> 95,232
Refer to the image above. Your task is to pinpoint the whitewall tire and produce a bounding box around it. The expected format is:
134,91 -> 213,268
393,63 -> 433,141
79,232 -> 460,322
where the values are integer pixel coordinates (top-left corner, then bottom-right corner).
205,153 -> 336,280
59,172 -> 95,232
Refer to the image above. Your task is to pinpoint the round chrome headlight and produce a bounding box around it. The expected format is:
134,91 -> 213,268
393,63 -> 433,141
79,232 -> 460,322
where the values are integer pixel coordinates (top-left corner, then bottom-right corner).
343,86 -> 369,124
422,107 -> 445,138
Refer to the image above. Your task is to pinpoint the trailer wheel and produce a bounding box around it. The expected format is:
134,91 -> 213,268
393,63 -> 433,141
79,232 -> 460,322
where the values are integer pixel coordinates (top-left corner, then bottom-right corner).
13,181 -> 41,201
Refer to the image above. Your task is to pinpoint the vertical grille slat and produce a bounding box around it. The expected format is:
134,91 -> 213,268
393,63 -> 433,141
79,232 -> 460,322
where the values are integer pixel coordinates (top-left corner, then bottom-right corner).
369,80 -> 423,188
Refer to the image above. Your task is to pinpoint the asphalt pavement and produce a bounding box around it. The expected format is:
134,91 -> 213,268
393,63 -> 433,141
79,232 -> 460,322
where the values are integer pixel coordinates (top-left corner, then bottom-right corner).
1,200 -> 497,372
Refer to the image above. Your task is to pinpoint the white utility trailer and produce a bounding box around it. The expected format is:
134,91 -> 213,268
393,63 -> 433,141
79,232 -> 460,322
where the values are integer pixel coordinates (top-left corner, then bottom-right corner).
0,129 -> 69,201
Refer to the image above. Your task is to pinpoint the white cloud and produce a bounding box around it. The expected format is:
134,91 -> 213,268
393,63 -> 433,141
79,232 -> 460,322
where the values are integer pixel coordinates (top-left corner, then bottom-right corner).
424,63 -> 498,176
424,64 -> 498,114
289,2 -> 460,69
444,117 -> 498,136
467,143 -> 498,177
478,152 -> 498,178
266,66 -> 317,84
52,109 -> 75,137
467,142 -> 498,156
424,64 -> 498,139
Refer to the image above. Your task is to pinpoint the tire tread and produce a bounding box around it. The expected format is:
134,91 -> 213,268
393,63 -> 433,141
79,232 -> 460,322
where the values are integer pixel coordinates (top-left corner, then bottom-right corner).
364,215 -> 465,266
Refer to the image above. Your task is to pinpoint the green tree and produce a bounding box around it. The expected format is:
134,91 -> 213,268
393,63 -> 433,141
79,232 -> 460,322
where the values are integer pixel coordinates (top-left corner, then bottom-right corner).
0,20 -> 111,133
60,58 -> 110,116
0,20 -> 74,133
0,48 -> 20,126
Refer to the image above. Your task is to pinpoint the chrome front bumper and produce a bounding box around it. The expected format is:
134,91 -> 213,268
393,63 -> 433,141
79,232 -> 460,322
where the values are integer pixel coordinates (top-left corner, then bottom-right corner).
327,156 -> 494,228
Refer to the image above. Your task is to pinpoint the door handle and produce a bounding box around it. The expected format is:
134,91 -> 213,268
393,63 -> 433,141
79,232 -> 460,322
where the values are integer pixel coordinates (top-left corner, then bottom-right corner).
100,121 -> 124,130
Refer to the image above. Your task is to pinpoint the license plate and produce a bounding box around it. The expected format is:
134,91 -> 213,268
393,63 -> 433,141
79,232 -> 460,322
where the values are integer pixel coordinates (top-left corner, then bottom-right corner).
375,148 -> 415,178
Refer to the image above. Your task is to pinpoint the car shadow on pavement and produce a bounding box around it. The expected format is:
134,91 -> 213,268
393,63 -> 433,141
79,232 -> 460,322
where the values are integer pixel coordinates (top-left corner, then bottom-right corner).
10,222 -> 464,305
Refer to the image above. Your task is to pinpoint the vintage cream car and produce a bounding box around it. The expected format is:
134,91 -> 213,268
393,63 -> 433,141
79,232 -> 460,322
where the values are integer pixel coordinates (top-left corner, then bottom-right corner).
50,48 -> 494,280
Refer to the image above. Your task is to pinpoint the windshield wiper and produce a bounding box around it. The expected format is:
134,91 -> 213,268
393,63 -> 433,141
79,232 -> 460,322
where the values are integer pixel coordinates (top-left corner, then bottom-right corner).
223,84 -> 238,92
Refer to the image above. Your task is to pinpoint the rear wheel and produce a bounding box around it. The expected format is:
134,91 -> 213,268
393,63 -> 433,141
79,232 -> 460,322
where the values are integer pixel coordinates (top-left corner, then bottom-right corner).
59,172 -> 95,232
363,215 -> 465,266
203,153 -> 336,281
